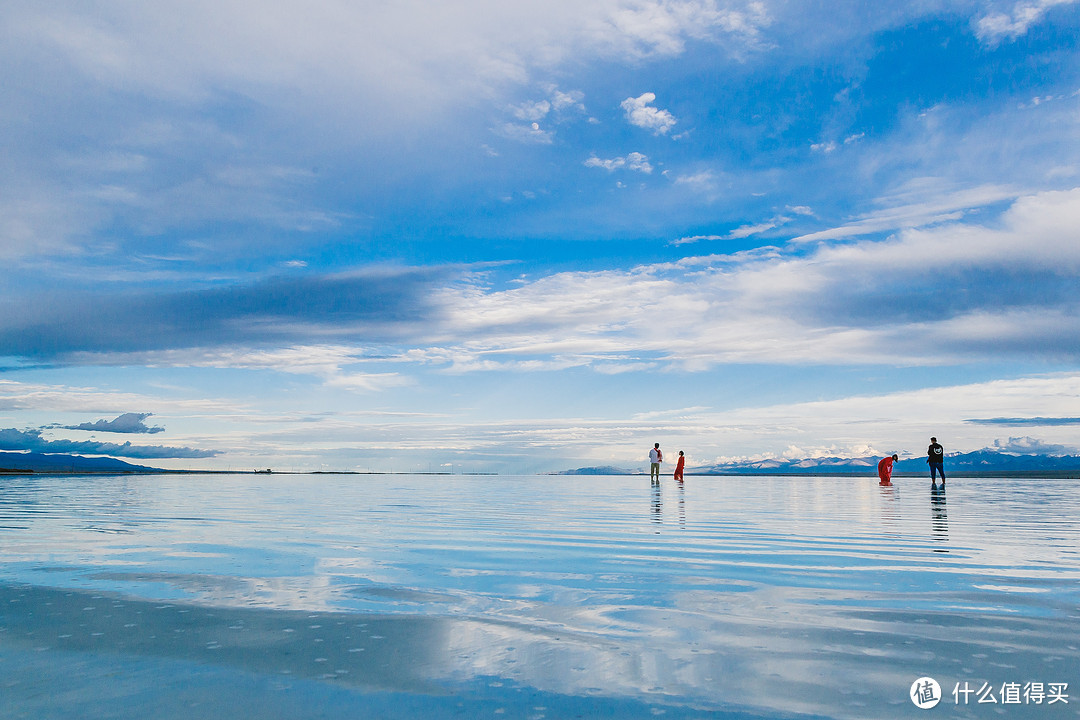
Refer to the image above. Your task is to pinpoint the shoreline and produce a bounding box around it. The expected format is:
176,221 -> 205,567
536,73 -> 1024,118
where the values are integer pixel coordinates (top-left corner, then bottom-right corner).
3,469 -> 1078,479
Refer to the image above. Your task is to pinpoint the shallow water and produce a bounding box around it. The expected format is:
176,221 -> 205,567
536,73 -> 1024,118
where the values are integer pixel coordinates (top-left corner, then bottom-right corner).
1,473 -> 1077,719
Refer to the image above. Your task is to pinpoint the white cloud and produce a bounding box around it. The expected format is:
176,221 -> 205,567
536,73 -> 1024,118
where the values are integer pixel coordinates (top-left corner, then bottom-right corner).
620,92 -> 677,135
583,152 -> 653,173
975,0 -> 1078,45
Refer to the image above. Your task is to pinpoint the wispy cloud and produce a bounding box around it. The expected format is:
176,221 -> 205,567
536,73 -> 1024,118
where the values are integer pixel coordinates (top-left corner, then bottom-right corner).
792,182 -> 1021,243
672,218 -> 786,245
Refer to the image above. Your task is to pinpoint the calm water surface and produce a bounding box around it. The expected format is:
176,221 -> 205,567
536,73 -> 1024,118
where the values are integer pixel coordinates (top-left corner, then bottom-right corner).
1,473 -> 1077,719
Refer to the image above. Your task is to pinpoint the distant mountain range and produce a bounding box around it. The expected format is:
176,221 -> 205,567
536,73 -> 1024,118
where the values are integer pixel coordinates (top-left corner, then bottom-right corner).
4,450 -> 1078,477
0,451 -> 158,474
560,451 -> 1080,476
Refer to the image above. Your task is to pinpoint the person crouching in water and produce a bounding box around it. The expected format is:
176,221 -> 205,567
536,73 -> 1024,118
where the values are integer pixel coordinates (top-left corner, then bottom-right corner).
878,454 -> 899,485
673,451 -> 685,482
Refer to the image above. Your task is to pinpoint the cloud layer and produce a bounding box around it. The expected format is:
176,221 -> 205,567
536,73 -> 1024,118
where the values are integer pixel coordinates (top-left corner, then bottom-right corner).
5,189 -> 1078,376
2,267 -> 451,358
431,188 -> 1080,371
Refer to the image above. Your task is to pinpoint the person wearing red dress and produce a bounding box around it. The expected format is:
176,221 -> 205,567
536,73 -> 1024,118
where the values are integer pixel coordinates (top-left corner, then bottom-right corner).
878,454 -> 899,485
673,451 -> 685,481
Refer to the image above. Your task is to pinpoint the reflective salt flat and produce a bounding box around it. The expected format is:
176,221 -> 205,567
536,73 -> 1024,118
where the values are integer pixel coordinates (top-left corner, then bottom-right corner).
1,473 -> 1078,719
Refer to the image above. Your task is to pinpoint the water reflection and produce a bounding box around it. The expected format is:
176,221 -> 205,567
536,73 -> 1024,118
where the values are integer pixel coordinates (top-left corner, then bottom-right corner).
650,478 -> 662,528
878,482 -> 901,538
4,575 -> 1079,720
930,482 -> 948,550
3,473 -> 1080,720
676,477 -> 685,527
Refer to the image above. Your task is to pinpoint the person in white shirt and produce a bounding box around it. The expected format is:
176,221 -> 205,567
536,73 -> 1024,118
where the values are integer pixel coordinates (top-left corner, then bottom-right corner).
649,443 -> 663,481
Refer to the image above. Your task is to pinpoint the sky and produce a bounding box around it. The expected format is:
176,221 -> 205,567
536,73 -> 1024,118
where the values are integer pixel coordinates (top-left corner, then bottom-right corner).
1,0 -> 1079,473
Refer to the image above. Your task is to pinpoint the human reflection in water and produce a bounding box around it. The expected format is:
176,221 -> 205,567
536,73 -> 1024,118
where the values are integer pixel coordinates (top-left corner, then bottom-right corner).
676,473 -> 685,528
878,482 -> 900,537
651,477 -> 662,529
930,482 -> 948,550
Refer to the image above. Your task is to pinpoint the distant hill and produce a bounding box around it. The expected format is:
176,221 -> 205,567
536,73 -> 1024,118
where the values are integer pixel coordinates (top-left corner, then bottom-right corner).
558,452 -> 1080,477
0,452 -> 159,474
554,465 -> 638,475
694,450 -> 1080,476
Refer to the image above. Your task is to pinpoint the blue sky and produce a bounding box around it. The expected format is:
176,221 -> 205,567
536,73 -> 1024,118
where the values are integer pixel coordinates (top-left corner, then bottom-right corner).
2,0 -> 1079,473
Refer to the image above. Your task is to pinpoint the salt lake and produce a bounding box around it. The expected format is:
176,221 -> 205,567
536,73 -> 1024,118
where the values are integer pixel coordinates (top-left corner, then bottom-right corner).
1,473 -> 1077,719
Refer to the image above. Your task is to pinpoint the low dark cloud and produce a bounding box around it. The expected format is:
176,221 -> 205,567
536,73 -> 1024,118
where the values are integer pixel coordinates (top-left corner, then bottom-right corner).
0,428 -> 219,459
1,267 -> 452,360
966,417 -> 1080,426
61,412 -> 164,434
798,267 -> 1079,330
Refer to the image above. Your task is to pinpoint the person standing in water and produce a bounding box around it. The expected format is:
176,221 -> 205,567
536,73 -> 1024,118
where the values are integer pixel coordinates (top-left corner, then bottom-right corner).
673,451 -> 685,482
649,443 -> 663,482
878,454 -> 899,485
927,437 -> 946,484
